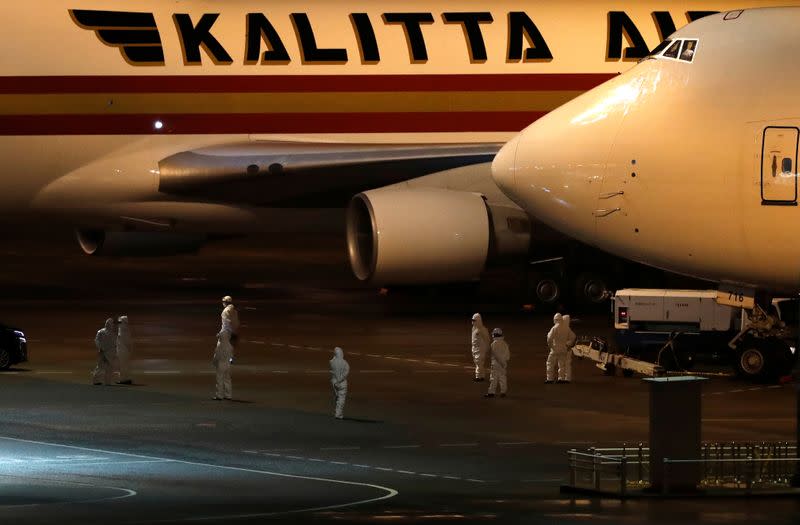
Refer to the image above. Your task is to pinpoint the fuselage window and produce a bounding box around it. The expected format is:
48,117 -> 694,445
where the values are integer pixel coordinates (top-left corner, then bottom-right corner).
679,40 -> 698,62
663,40 -> 682,59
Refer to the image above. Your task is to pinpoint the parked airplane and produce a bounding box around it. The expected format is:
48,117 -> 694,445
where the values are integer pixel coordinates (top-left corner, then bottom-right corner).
492,7 -> 800,295
1,1 -> 790,299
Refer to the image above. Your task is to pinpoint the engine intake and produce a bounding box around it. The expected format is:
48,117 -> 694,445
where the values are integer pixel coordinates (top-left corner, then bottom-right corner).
347,188 -> 529,285
76,230 -> 206,257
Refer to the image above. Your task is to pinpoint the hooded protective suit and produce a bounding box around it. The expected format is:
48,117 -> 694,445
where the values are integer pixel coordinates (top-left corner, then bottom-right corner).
487,331 -> 510,395
546,314 -> 577,382
330,347 -> 350,419
470,313 -> 491,380
221,300 -> 240,346
116,316 -> 133,384
213,329 -> 234,400
92,318 -> 117,385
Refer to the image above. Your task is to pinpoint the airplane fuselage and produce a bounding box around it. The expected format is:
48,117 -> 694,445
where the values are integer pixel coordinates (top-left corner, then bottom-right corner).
493,7 -> 800,292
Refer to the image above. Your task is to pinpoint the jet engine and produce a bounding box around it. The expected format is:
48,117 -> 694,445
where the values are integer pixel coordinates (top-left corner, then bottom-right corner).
76,230 -> 206,257
346,188 -> 530,285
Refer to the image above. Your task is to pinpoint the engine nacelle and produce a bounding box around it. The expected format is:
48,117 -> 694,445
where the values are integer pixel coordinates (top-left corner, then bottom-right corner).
76,230 -> 206,257
347,188 -> 530,285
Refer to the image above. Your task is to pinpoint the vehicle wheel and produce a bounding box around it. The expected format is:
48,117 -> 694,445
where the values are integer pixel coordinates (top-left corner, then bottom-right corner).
734,338 -> 776,381
0,347 -> 10,370
575,272 -> 609,305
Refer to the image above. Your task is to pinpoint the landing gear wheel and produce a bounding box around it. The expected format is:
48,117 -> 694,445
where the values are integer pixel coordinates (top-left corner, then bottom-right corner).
532,277 -> 561,306
0,347 -> 10,370
575,272 -> 609,306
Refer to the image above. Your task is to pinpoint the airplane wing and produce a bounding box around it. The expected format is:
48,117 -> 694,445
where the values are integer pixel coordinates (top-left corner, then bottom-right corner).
157,142 -> 500,208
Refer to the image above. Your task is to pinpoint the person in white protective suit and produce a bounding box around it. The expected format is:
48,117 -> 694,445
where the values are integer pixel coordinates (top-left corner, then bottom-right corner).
92,317 -> 117,385
470,313 -> 491,381
485,328 -> 510,398
213,328 -> 234,400
546,313 -> 577,383
330,347 -> 350,419
115,315 -> 133,385
220,295 -> 240,347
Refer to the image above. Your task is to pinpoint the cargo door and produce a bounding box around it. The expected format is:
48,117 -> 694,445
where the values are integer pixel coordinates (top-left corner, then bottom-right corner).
761,126 -> 798,205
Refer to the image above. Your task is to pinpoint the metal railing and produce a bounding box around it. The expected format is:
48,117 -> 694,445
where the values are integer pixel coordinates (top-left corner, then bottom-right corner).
567,442 -> 798,495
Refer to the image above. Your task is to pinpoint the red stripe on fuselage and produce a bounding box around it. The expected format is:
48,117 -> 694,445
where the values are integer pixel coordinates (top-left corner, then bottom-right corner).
0,74 -> 615,94
0,112 -> 548,135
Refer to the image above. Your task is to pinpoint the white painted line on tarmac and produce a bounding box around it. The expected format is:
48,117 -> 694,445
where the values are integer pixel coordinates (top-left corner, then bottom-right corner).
349,352 -> 362,356
329,461 -> 349,466
308,346 -> 322,351
423,361 -> 441,365
442,364 -> 460,367
271,343 -> 285,347
441,475 -> 462,481
366,354 -> 382,358
284,455 -> 305,460
353,464 -> 371,468
396,470 -> 416,475
768,385 -> 783,389
465,478 -> 486,483
62,459 -> 173,467
374,467 -> 394,472
307,458 -> 326,463
418,473 -> 438,478
404,359 -> 421,363
730,389 -> 745,393
288,345 -> 302,349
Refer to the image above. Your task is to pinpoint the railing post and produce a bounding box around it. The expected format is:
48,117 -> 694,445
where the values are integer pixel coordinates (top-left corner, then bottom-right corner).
746,455 -> 753,493
662,458 -> 670,495
620,456 -> 628,496
638,442 -> 644,483
569,449 -> 576,487
594,453 -> 601,490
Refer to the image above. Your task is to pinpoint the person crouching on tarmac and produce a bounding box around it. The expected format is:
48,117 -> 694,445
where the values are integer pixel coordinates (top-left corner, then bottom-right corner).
330,347 -> 350,419
92,317 -> 117,385
470,313 -> 490,382
546,313 -> 577,383
213,328 -> 234,400
485,328 -> 510,398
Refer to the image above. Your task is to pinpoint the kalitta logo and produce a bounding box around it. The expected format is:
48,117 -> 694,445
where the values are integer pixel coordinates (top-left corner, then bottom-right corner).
70,10 -> 165,65
70,9 -> 718,66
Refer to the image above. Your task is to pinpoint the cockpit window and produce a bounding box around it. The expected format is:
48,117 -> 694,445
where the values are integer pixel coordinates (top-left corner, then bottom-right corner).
648,40 -> 672,57
679,40 -> 698,62
662,40 -> 682,59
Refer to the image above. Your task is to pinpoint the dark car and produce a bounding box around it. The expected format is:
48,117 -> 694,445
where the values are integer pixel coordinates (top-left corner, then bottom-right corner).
0,323 -> 27,370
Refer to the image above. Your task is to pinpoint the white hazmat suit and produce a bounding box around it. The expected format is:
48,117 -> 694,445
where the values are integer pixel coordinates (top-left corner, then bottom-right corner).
92,318 -> 117,385
487,330 -> 510,396
330,347 -> 350,419
546,314 -> 577,383
116,316 -> 133,384
470,313 -> 491,381
221,297 -> 240,346
213,329 -> 233,400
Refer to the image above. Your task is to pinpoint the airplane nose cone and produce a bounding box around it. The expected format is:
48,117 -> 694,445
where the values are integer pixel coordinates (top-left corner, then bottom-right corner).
491,133 -> 520,200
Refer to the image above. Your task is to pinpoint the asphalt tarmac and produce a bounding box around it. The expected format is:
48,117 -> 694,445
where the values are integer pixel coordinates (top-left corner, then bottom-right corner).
0,233 -> 799,524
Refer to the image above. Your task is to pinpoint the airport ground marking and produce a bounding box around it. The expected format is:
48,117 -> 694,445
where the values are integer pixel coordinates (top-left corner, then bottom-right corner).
0,436 -> 398,521
260,451 -> 486,483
